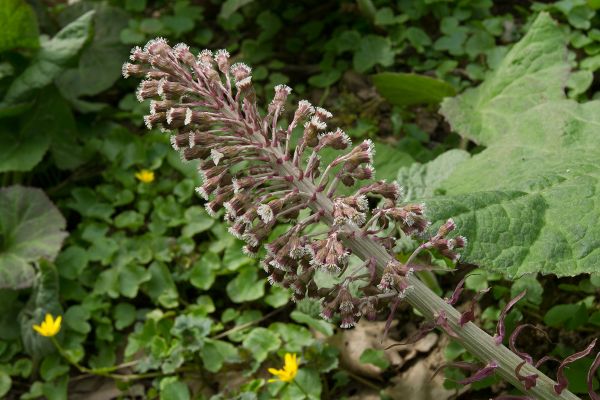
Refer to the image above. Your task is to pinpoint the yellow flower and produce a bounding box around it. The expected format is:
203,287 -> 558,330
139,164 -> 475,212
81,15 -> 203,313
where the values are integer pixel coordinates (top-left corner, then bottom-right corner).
32,313 -> 62,337
268,353 -> 299,383
135,169 -> 155,183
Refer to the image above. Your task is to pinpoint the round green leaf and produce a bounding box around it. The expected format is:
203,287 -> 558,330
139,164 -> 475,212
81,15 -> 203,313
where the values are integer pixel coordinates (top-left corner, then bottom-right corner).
226,267 -> 265,303
242,327 -> 281,364
113,302 -> 136,330
159,377 -> 190,400
0,186 -> 67,289
55,246 -> 88,280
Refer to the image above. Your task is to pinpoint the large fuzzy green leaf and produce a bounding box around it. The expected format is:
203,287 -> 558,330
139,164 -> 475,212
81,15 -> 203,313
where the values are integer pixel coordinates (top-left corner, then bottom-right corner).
3,10 -> 94,104
0,186 -> 67,289
0,89 -> 85,173
428,12 -> 600,278
56,4 -> 129,100
397,149 -> 470,201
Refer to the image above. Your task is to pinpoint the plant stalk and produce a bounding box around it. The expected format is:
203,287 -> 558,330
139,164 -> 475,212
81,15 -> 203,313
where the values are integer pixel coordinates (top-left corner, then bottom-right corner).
271,147 -> 579,400
200,75 -> 577,400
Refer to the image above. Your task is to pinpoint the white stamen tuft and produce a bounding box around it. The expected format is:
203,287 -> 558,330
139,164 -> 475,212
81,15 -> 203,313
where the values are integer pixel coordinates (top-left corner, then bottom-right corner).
157,78 -> 166,97
315,107 -> 332,119
242,233 -> 258,247
195,186 -> 209,200
242,245 -> 257,258
204,203 -> 218,217
170,135 -> 179,150
310,115 -> 327,130
223,201 -> 237,218
135,86 -> 144,102
356,195 -> 369,211
173,43 -> 189,52
166,108 -> 175,124
274,84 -> 292,95
227,227 -> 240,239
232,178 -> 241,194
210,149 -> 224,165
143,37 -> 168,52
121,63 -> 131,78
257,204 -> 274,223
214,49 -> 230,60
129,46 -> 142,61
143,115 -> 153,129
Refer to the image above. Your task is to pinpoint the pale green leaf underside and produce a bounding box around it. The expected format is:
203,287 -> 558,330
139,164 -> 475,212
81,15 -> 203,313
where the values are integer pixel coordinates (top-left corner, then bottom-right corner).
430,13 -> 600,277
397,149 -> 470,201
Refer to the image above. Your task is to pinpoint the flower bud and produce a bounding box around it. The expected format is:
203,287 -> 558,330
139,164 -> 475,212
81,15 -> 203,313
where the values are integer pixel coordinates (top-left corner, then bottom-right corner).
315,107 -> 332,121
198,49 -> 213,66
214,49 -> 230,75
130,46 -> 150,63
173,43 -> 196,66
317,128 -> 352,151
122,62 -> 147,78
437,218 -> 456,237
230,63 -> 252,82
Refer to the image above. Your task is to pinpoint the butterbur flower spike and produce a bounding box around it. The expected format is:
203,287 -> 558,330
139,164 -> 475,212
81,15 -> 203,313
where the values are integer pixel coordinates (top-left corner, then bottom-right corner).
123,38 -> 446,329
124,39 -> 581,399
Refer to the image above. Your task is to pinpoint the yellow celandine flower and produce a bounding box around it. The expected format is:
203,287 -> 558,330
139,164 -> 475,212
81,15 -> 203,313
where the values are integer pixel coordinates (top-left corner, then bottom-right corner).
268,353 -> 299,383
135,169 -> 155,183
32,313 -> 62,337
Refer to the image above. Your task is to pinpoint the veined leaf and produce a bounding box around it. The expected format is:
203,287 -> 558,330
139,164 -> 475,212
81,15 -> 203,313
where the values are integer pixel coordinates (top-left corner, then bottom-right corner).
4,10 -> 94,104
56,5 -> 129,101
426,12 -> 600,277
0,186 -> 67,289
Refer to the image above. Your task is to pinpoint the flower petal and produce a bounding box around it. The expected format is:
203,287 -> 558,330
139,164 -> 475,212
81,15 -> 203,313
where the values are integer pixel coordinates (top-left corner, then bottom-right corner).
53,316 -> 62,335
285,353 -> 293,368
32,325 -> 45,335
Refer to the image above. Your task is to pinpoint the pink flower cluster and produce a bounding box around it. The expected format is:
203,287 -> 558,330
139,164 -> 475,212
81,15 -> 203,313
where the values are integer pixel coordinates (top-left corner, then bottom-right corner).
123,38 -> 465,328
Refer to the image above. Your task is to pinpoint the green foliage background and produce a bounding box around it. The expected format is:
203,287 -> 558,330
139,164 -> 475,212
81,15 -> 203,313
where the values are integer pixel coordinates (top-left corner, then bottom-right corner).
1,0 -> 600,399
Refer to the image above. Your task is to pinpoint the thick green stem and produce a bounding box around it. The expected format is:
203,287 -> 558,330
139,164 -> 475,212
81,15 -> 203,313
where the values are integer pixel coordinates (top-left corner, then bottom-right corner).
222,97 -> 579,399
272,149 -> 579,400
